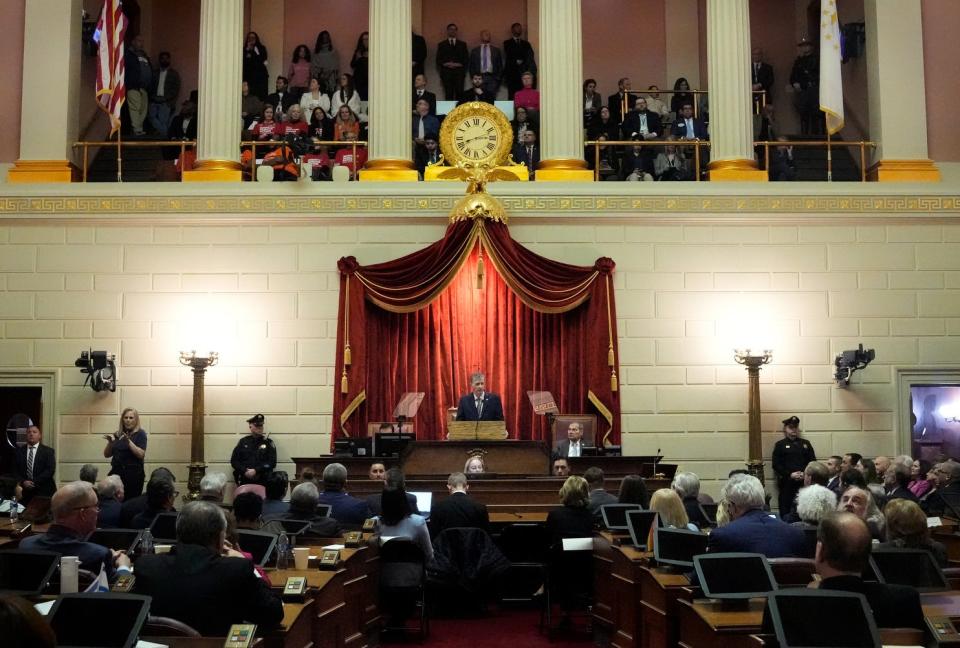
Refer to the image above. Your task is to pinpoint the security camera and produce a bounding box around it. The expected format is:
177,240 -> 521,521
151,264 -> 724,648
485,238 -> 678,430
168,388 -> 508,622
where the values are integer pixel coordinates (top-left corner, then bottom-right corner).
74,350 -> 117,392
834,344 -> 875,386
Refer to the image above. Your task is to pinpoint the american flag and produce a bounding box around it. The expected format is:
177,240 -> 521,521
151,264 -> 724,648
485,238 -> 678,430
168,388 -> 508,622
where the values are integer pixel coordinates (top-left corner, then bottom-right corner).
95,0 -> 128,135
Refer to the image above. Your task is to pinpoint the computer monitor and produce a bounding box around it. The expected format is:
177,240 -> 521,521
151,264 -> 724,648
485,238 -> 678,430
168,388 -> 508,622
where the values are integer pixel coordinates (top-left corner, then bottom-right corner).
49,593 -> 151,648
87,529 -> 142,554
236,530 -> 279,567
316,503 -> 332,518
600,504 -> 644,531
652,527 -> 708,569
374,432 -> 415,458
0,550 -> 59,595
698,503 -> 719,526
409,491 -> 433,516
767,589 -> 879,647
148,512 -> 178,541
693,553 -> 777,600
869,548 -> 949,591
626,510 -> 659,550
275,519 -> 312,536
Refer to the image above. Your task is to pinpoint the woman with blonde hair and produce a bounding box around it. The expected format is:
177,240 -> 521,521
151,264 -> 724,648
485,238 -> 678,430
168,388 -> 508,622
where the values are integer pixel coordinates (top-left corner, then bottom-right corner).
102,407 -> 148,497
464,454 -> 485,474
546,475 -> 594,545
879,498 -> 948,567
649,488 -> 699,531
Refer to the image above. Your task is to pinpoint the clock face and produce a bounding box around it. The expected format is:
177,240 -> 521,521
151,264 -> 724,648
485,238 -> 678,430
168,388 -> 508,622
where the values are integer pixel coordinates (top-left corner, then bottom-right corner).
453,116 -> 501,164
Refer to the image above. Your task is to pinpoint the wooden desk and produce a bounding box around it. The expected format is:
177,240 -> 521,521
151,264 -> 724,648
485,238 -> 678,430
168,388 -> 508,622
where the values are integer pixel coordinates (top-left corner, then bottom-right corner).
676,598 -> 765,648
141,601 -> 314,648
489,511 -> 549,524
639,566 -> 692,648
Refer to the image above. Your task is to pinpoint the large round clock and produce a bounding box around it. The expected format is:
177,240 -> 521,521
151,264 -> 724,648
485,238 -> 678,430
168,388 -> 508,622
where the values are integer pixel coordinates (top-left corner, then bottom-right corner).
439,101 -> 514,167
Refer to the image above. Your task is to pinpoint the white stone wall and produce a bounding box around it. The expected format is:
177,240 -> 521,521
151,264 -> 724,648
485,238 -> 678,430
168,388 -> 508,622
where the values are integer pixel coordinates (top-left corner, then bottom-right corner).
2,219 -> 960,497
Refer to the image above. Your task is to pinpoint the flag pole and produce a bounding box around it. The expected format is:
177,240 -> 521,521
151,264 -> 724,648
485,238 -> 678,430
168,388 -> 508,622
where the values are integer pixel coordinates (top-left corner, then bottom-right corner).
117,127 -> 123,182
826,128 -> 832,182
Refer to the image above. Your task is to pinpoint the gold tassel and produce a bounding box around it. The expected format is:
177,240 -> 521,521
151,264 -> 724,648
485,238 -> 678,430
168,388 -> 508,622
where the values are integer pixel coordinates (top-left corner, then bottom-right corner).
610,369 -> 618,392
476,253 -> 485,289
344,344 -> 352,366
340,370 -> 348,395
607,344 -> 615,367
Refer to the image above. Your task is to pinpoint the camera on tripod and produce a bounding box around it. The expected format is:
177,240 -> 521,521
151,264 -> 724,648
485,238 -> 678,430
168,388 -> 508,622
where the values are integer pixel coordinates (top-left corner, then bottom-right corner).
74,350 -> 117,392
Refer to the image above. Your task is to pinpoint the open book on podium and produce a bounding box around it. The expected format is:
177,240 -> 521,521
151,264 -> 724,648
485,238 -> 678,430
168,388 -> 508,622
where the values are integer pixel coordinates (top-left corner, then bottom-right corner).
447,421 -> 508,441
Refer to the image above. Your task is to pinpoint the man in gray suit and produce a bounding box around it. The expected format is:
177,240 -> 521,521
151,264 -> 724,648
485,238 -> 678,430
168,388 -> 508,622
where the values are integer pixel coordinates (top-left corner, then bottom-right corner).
469,30 -> 504,98
585,467 -> 617,521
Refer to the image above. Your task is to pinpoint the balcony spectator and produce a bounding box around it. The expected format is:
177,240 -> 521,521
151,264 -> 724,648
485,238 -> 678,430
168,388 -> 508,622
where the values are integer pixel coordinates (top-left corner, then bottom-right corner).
281,104 -> 309,138
670,77 -> 694,115
622,97 -> 662,142
311,31 -> 340,95
791,38 -> 821,135
513,71 -> 540,113
266,76 -> 296,122
623,141 -> 654,182
412,31 -> 427,78
415,134 -> 441,178
308,106 -> 332,142
125,35 -> 152,136
511,106 -> 538,143
607,77 -> 636,127
583,78 -> 602,127
469,30 -> 504,97
436,23 -> 469,100
412,99 -> 439,148
769,137 -> 797,182
330,74 -> 365,124
645,85 -> 670,122
287,44 -> 312,100
243,31 -> 269,101
673,103 -> 708,140
333,105 -> 361,143
250,105 -> 282,141
350,32 -> 370,100
334,131 -> 367,180
148,51 -> 180,138
460,73 -> 495,105
654,139 -> 691,181
751,47 -> 775,111
241,81 -> 264,130
512,129 -> 539,180
586,106 -> 619,173
412,73 -> 437,115
300,78 -> 331,123
503,23 -> 536,100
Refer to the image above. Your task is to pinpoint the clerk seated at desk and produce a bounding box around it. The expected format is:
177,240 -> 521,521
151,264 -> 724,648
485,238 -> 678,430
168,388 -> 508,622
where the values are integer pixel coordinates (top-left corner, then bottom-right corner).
455,371 -> 504,421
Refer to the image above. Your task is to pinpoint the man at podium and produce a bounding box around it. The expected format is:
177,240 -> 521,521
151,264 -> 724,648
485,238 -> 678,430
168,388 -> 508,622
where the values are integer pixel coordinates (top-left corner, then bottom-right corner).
455,372 -> 504,421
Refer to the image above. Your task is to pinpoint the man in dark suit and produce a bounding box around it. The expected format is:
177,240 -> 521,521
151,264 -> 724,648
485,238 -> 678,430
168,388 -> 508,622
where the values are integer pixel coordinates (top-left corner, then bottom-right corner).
436,23 -> 469,100
585,467 -> 617,521
512,129 -> 539,180
762,512 -> 925,633
825,455 -> 843,494
621,97 -> 663,141
15,424 -> 56,503
883,461 -> 920,504
429,472 -> 489,538
607,77 -> 637,127
455,371 -> 505,422
133,501 -> 284,636
708,474 -> 807,557
412,99 -> 440,145
119,466 -> 175,527
503,22 -> 536,99
412,32 -> 427,78
262,482 -> 341,536
96,475 -> 124,529
555,421 -> 588,458
469,30 -> 504,97
673,102 -> 709,140
751,47 -> 774,111
366,468 -> 417,517
21,481 -> 132,580
412,73 -> 437,115
459,73 -> 496,105
266,76 -> 297,120
130,475 -> 177,530
415,135 -> 442,176
317,462 -> 371,529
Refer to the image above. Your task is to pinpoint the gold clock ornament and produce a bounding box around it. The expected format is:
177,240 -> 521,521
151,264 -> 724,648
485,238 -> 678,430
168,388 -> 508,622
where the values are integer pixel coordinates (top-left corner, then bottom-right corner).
439,101 -> 514,167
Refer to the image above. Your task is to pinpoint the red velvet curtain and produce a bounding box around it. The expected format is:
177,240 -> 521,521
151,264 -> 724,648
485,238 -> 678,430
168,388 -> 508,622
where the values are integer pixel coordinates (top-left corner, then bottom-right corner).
333,218 -> 620,446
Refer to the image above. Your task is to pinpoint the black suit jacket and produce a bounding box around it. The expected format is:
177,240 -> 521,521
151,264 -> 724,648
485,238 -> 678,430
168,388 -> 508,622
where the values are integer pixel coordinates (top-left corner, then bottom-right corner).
429,492 -> 489,537
621,110 -> 663,139
752,61 -> 774,100
412,33 -> 427,77
469,44 -> 504,78
134,543 -> 284,636
513,143 -> 539,178
503,38 -> 537,81
436,39 -> 469,72
545,505 -> 594,546
412,89 -> 437,115
266,91 -> 297,116
673,116 -> 709,140
15,443 -> 56,497
555,439 -> 588,459
885,485 -> 920,504
459,87 -> 495,105
455,393 -> 504,421
607,91 -> 637,125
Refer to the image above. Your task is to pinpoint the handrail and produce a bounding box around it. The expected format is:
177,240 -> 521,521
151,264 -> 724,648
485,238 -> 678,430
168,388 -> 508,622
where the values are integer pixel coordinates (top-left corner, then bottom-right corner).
240,139 -> 368,181
754,140 -> 877,182
584,139 -> 711,182
615,88 -> 768,122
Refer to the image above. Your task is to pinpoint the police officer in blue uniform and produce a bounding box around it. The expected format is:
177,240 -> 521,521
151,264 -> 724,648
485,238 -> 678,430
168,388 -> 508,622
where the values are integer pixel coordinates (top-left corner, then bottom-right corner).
771,415 -> 816,518
230,414 -> 277,486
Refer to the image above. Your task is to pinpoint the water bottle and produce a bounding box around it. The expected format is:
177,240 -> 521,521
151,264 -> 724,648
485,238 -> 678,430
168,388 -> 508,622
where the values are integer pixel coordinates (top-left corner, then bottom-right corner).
276,532 -> 290,569
140,528 -> 154,555
8,497 -> 17,523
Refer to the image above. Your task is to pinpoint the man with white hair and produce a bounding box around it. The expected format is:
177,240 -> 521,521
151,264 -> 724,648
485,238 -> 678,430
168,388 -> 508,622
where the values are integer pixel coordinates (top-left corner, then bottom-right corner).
199,472 -> 228,503
707,473 -> 806,557
672,471 -> 709,528
96,474 -> 125,528
795,484 -> 837,525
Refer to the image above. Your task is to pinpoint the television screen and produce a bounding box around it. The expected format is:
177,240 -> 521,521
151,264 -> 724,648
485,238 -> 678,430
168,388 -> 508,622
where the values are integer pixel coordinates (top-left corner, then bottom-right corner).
600,504 -> 643,531
768,589 -> 878,647
652,527 -> 708,568
49,593 -> 151,648
869,548 -> 949,591
0,550 -> 59,595
694,553 -> 777,599
626,510 -> 659,549
148,512 -> 178,541
236,530 -> 279,566
87,529 -> 142,554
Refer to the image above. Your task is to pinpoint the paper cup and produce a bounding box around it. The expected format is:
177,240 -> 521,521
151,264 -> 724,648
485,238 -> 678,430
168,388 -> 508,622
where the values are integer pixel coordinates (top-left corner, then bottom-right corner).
293,546 -> 310,570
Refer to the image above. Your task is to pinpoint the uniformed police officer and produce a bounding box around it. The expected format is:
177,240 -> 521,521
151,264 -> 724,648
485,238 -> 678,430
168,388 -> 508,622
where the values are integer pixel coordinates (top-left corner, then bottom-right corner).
230,413 -> 277,486
771,415 -> 816,517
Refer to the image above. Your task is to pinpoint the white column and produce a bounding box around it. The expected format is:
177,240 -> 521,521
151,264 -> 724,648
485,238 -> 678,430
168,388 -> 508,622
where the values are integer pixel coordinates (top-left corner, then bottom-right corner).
705,0 -> 765,181
864,0 -> 939,181
536,0 -> 591,181
184,0 -> 243,181
361,0 -> 416,180
8,0 -> 81,183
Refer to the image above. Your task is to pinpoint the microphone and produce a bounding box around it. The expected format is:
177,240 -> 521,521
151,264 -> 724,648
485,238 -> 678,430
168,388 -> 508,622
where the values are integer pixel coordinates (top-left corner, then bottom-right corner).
653,448 -> 662,478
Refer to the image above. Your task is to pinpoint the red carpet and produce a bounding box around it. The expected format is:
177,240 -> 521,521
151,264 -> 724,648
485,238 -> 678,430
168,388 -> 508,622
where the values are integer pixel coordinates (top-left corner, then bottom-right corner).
381,607 -> 593,647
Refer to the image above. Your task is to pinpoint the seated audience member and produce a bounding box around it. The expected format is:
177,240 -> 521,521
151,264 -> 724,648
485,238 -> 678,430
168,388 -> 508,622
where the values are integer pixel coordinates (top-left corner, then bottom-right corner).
429,472 -> 489,538
583,78 -> 602,126
0,593 -> 56,648
586,106 -> 620,172
459,73 -> 495,105
334,131 -> 368,180
20,481 -> 132,579
96,475 -> 125,529
513,129 -> 539,180
617,474 -> 650,508
673,102 -> 708,140
769,137 -> 797,181
794,484 -> 837,527
707,474 -> 806,557
621,97 -> 662,141
250,105 -> 282,141
841,452 -> 863,475
241,81 -> 265,130
199,472 -> 227,503
649,488 -> 698,531
120,467 -> 175,527
261,470 -> 290,519
513,71 -> 540,112
378,486 -> 434,562
879,498 -> 948,567
300,78 -> 331,119
333,105 -> 362,143
308,106 -> 332,141
133,501 -> 284,636
366,467 -> 417,517
553,457 -> 570,478
412,73 -> 437,115
264,482 -> 341,537
511,105 -> 538,142
232,491 -> 264,530
883,460 -> 919,504
825,455 -> 843,492
415,134 -> 442,176
280,104 -> 309,138
266,75 -> 296,120
804,461 -> 830,487
908,459 -> 934,499
763,512 -> 924,631
330,73 -> 366,123
622,141 -> 653,181
653,139 -> 690,181
670,77 -> 694,115
412,98 -> 440,147
672,471 -> 709,529
79,464 -> 98,484
922,459 -> 960,516
318,463 -> 371,529
838,485 -> 885,540
130,476 -> 177,530
645,85 -> 670,121
546,476 -> 594,546
465,454 -> 486,475
874,456 -> 892,481
585,467 -> 618,520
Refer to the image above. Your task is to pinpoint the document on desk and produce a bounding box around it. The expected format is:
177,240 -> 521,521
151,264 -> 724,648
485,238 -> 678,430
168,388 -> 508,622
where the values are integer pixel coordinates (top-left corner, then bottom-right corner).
136,642 -> 168,648
33,600 -> 55,615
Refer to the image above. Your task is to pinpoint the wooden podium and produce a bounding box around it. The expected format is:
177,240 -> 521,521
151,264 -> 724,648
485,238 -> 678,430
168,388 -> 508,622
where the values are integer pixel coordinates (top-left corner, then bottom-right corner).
447,420 -> 508,440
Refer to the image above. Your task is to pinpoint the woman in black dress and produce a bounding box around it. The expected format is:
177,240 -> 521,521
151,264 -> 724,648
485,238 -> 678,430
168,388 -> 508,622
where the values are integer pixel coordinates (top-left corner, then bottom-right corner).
243,31 -> 269,100
102,407 -> 148,498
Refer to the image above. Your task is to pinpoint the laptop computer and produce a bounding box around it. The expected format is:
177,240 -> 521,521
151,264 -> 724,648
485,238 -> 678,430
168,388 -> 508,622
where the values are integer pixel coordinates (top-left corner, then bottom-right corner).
698,502 -> 719,526
148,512 -> 178,542
409,491 -> 433,517
869,548 -> 949,592
48,593 -> 151,648
236,530 -> 279,567
652,527 -> 708,569
315,503 -> 332,518
694,553 -> 777,600
273,519 -> 312,537
625,510 -> 659,550
600,503 -> 644,532
0,549 -> 59,595
87,529 -> 142,554
767,589 -> 879,647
